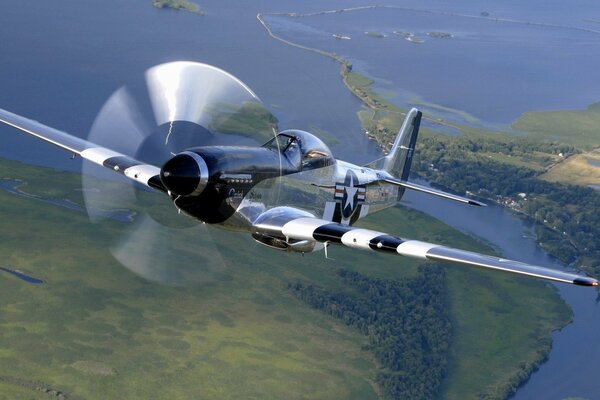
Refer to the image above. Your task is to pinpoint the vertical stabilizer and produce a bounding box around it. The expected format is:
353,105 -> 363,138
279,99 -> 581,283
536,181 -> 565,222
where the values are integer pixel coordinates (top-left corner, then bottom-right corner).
366,108 -> 422,180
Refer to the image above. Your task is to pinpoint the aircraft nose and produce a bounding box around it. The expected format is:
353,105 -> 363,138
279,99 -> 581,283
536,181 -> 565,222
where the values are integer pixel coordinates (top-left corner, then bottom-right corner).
160,151 -> 209,196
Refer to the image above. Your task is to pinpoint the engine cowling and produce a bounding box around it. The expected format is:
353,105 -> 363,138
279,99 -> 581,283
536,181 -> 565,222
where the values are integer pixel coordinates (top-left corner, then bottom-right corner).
160,151 -> 209,197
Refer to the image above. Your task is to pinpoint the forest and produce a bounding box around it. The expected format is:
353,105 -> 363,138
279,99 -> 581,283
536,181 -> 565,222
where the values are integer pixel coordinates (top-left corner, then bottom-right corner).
288,265 -> 451,400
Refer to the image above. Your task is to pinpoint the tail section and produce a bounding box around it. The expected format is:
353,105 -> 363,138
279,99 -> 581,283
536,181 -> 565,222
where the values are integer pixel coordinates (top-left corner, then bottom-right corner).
366,108 -> 422,180
368,108 -> 486,207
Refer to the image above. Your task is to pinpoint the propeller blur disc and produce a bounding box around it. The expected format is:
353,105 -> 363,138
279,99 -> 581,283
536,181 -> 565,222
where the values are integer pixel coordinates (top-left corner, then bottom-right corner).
82,61 -> 280,285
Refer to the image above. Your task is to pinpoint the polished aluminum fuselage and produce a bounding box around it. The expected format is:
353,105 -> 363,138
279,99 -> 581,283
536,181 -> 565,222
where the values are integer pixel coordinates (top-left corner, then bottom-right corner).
220,160 -> 402,232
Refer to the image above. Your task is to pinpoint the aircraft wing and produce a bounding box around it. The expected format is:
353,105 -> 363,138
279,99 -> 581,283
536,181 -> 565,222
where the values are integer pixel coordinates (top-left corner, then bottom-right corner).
0,108 -> 165,191
280,217 -> 598,286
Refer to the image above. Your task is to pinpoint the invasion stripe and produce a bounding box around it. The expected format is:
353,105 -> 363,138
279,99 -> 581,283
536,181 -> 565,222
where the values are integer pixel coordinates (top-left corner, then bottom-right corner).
103,156 -> 143,172
124,164 -> 162,188
368,235 -> 404,252
340,229 -> 385,250
313,223 -> 353,243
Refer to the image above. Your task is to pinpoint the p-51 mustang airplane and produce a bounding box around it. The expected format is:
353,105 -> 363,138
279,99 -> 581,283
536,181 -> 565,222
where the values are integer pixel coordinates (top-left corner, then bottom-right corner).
0,61 -> 597,287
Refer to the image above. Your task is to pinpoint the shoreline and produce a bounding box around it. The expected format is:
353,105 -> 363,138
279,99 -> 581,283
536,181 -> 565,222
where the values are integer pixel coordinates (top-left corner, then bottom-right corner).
257,8 -> 510,149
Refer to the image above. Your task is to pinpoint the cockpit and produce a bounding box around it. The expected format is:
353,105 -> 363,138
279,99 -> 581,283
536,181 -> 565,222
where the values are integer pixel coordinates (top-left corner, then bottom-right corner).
262,129 -> 335,170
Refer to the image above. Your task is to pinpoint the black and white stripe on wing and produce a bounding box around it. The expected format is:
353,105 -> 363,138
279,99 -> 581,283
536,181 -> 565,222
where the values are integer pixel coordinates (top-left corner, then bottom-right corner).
81,148 -> 165,192
103,156 -> 142,172
103,155 -> 165,192
369,235 -> 404,253
313,224 -> 353,243
281,217 -> 598,287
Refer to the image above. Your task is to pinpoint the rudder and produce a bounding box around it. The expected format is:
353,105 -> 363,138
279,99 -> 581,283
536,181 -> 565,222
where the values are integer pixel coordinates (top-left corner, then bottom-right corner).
366,108 -> 422,180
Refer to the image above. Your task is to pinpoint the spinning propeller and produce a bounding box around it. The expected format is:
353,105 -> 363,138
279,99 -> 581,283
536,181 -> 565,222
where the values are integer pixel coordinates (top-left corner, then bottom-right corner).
81,62 -> 280,285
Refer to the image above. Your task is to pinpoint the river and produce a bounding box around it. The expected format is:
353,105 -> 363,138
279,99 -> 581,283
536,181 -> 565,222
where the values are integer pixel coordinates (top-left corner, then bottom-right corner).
0,1 -> 598,398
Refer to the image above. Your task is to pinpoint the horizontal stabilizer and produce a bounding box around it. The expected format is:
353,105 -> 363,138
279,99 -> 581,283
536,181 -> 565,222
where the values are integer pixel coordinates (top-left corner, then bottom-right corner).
383,176 -> 486,207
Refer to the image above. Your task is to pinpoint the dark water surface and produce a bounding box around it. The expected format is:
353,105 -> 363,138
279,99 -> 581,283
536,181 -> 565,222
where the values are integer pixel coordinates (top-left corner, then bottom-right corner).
1,1 -> 599,398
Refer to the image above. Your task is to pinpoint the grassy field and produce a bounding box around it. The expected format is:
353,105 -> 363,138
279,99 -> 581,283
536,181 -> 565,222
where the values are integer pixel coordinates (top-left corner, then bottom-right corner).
0,160 -> 377,399
477,151 -> 557,172
0,158 -> 570,399
540,151 -> 600,187
513,102 -> 600,150
0,382 -> 48,400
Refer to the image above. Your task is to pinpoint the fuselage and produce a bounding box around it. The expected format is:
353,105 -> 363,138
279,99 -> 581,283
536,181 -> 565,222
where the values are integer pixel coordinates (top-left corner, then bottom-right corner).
159,130 -> 403,236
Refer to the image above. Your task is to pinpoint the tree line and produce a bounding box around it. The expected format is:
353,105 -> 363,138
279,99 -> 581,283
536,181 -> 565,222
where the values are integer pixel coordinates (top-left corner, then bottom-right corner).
288,265 -> 450,400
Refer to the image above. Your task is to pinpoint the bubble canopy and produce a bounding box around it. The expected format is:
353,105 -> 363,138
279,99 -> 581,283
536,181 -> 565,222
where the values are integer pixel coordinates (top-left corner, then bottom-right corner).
262,129 -> 335,170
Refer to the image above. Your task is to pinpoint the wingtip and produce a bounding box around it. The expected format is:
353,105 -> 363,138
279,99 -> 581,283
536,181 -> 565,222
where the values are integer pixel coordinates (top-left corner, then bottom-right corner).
573,277 -> 599,287
468,200 -> 487,207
